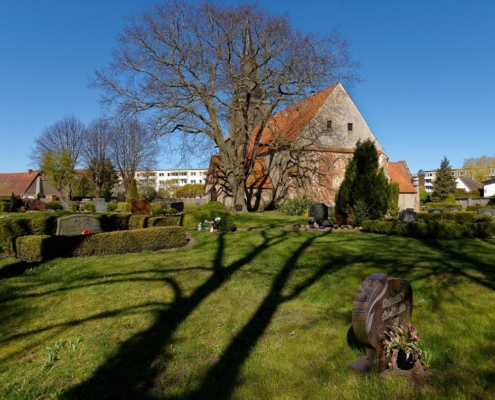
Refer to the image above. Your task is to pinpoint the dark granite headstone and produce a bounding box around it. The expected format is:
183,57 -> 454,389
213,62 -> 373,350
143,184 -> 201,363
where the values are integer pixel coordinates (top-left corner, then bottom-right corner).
349,273 -> 413,372
398,210 -> 416,223
235,204 -> 243,212
309,203 -> 328,222
171,202 -> 184,212
131,199 -> 151,214
56,215 -> 103,236
428,208 -> 443,214
94,202 -> 108,213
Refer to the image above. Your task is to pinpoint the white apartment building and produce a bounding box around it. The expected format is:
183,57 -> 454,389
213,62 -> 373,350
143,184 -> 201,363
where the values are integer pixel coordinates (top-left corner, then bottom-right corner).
135,168 -> 208,192
424,168 -> 495,193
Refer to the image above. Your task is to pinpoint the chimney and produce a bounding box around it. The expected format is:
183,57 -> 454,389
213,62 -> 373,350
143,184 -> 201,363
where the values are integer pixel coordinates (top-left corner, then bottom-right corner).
28,169 -> 33,175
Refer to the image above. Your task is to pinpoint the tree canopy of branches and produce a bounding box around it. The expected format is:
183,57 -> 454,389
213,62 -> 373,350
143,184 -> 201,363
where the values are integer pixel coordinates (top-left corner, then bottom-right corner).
82,118 -> 118,198
31,115 -> 86,168
335,139 -> 389,225
108,118 -> 158,196
430,157 -> 457,202
462,155 -> 495,183
91,0 -> 360,209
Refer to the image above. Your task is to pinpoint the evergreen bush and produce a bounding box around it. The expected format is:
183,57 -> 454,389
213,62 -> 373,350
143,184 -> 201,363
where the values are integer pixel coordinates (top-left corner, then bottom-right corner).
277,195 -> 315,216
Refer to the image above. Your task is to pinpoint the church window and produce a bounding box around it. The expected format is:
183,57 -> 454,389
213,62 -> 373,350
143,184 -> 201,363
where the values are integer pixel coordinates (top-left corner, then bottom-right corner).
327,120 -> 332,129
347,123 -> 353,131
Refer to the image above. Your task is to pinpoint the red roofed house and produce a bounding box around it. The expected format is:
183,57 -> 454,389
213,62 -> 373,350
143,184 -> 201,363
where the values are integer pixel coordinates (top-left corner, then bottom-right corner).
206,82 -> 395,210
0,170 -> 58,199
388,161 -> 420,211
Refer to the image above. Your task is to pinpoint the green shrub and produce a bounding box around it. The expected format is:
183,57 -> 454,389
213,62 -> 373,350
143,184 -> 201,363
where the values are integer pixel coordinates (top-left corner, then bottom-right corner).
182,211 -> 235,231
151,203 -> 165,215
417,212 -> 477,224
277,195 -> 315,216
0,202 -> 12,212
361,219 -> 491,240
107,202 -> 118,212
117,202 -> 131,213
148,216 -> 182,227
69,202 -> 79,212
200,201 -> 227,212
128,215 -> 150,230
166,208 -> 177,215
45,201 -> 63,211
184,204 -> 200,212
0,216 -> 59,254
466,205 -> 495,212
100,214 -> 130,231
84,201 -> 95,212
15,226 -> 187,261
423,202 -> 461,209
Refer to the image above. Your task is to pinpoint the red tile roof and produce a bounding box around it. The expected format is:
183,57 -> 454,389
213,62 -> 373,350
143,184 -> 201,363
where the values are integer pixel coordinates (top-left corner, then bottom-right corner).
0,170 -> 39,196
253,84 -> 338,155
388,162 -> 416,193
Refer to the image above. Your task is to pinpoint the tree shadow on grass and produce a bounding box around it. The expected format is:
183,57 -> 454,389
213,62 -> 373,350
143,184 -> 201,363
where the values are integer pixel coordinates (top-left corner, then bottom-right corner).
0,259 -> 41,280
62,230 -> 329,399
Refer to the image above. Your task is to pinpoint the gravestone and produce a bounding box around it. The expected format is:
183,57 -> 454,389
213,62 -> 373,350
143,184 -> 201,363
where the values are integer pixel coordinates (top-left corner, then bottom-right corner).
131,199 -> 151,214
35,200 -> 46,211
478,209 -> 495,219
94,201 -> 108,213
62,201 -> 70,211
349,273 -> 413,373
444,207 -> 459,212
398,209 -> 416,223
56,215 -> 103,236
428,208 -> 443,214
235,204 -> 243,212
171,202 -> 184,212
309,203 -> 332,227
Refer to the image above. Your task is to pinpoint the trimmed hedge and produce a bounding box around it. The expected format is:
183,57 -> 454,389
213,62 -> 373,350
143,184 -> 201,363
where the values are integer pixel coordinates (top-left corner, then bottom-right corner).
466,205 -> 495,212
362,219 -> 495,240
182,210 -> 235,231
148,216 -> 182,227
15,226 -> 187,261
117,202 -> 131,212
423,202 -> 462,209
0,216 -> 59,254
200,201 -> 228,212
417,211 -> 477,224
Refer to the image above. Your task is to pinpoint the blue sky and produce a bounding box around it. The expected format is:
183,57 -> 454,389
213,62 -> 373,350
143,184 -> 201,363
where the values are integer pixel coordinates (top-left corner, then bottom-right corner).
1,0 -> 494,174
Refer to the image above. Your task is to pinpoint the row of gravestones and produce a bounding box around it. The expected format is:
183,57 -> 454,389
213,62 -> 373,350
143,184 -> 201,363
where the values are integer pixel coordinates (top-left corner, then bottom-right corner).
400,208 -> 495,223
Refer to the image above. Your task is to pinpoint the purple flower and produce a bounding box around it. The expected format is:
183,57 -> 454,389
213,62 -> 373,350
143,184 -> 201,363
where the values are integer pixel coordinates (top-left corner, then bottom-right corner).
410,325 -> 416,332
390,331 -> 396,339
413,334 -> 419,341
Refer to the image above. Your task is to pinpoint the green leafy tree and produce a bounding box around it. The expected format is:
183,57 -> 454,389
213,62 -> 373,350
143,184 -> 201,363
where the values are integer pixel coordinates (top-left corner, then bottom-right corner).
419,188 -> 429,205
462,155 -> 495,183
335,139 -> 389,224
127,178 -> 139,202
41,150 -> 77,200
430,157 -> 456,203
387,182 -> 400,217
175,184 -> 206,198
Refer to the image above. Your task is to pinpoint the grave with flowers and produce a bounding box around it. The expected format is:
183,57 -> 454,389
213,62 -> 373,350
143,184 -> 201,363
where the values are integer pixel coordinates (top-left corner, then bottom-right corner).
349,273 -> 430,379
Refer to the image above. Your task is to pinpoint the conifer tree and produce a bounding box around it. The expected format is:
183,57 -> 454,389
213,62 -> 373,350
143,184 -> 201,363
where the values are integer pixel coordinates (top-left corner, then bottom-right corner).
127,178 -> 139,202
430,157 -> 456,202
335,139 -> 389,224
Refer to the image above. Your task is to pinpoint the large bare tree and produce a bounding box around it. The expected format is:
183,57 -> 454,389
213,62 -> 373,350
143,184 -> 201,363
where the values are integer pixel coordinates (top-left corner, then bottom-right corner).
108,118 -> 158,196
92,0 -> 359,209
82,118 -> 118,198
31,114 -> 86,169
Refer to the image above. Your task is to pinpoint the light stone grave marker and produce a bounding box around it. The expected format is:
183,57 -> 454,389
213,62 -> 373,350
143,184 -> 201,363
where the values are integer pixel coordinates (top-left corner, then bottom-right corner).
56,215 -> 103,236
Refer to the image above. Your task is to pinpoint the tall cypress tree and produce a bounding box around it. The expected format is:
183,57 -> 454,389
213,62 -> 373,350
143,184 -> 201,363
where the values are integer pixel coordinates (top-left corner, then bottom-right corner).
430,157 -> 456,202
335,139 -> 389,224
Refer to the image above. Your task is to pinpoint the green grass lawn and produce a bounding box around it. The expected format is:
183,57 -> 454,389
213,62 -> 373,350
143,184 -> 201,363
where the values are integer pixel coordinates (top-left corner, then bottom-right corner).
1,212 -> 495,399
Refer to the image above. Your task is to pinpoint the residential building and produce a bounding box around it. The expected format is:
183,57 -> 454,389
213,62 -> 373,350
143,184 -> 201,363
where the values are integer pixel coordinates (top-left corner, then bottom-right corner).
388,161 -> 420,211
0,170 -> 58,198
135,169 -> 208,192
423,168 -> 489,193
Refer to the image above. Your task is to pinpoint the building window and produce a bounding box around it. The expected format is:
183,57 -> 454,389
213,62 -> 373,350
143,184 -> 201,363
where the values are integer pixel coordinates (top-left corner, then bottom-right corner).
347,123 -> 353,131
173,172 -> 178,176
167,173 -> 170,176
159,180 -> 164,184
191,172 -> 196,176
191,180 -> 196,183
181,172 -> 187,176
199,179 -> 202,184
180,179 -> 187,184
327,120 -> 332,129
136,173 -> 140,177
159,173 -> 164,176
